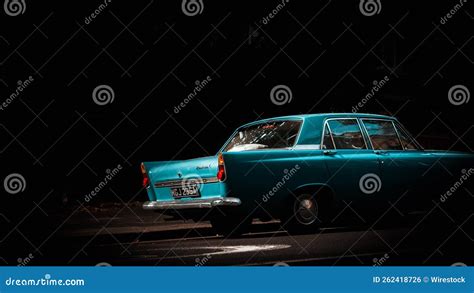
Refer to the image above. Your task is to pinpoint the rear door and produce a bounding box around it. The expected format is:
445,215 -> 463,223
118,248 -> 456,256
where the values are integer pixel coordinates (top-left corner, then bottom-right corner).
322,118 -> 381,200
360,119 -> 431,205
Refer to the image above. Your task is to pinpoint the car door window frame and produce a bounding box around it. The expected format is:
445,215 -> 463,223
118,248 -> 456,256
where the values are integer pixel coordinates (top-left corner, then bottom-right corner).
322,123 -> 336,149
321,118 -> 369,150
393,121 -> 423,150
360,118 -> 411,151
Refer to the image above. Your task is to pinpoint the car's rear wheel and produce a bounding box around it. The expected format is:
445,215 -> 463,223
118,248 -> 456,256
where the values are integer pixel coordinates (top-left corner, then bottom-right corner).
210,213 -> 251,237
282,193 -> 329,233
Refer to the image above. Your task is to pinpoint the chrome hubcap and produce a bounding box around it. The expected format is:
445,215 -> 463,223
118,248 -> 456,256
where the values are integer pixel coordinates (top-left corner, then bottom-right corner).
294,197 -> 318,225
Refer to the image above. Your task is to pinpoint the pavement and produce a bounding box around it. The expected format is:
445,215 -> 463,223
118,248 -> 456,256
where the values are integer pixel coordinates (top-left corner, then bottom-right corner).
46,200 -> 472,266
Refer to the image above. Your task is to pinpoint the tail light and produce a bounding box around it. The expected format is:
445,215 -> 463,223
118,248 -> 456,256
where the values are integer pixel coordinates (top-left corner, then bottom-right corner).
141,163 -> 150,188
217,153 -> 226,181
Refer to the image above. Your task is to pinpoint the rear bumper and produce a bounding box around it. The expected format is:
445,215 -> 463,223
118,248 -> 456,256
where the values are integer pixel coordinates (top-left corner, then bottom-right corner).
142,197 -> 241,210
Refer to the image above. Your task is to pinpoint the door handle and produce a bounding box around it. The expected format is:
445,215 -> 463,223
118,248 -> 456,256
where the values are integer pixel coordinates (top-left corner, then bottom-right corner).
323,150 -> 337,155
374,150 -> 387,155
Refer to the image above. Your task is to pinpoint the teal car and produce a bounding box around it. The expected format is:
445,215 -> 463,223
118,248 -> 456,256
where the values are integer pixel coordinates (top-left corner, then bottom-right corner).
141,113 -> 473,235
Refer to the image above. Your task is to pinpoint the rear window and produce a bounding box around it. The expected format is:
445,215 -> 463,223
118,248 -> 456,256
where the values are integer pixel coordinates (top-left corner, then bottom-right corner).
223,120 -> 302,152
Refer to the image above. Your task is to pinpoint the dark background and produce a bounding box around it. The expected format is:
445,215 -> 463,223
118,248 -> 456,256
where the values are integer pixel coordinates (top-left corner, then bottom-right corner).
0,0 -> 472,263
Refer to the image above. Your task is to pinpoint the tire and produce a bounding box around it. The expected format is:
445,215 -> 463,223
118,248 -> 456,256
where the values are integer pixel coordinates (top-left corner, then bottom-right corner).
281,193 -> 329,233
210,214 -> 251,237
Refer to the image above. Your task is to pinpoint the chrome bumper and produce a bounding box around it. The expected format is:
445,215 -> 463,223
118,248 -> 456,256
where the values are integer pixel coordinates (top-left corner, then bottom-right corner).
142,197 -> 241,210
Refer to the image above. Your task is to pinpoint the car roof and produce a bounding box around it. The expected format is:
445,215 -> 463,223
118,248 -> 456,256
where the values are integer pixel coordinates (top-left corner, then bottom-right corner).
239,113 -> 396,128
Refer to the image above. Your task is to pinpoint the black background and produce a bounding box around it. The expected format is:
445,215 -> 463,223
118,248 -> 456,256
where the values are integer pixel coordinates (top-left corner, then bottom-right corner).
1,0 -> 472,263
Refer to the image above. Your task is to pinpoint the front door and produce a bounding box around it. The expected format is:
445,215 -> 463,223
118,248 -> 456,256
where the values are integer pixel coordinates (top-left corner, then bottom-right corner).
322,119 -> 381,201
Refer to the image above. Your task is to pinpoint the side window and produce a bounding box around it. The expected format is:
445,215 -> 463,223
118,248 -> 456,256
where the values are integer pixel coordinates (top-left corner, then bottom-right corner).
322,124 -> 335,149
362,120 -> 402,150
327,119 -> 366,149
394,123 -> 418,150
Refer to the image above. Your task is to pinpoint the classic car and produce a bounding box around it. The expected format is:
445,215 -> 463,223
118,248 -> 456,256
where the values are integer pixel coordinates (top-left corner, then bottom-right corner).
141,113 -> 473,235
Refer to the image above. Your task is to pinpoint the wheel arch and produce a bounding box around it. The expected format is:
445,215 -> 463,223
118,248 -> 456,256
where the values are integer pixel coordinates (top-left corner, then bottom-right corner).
291,183 -> 336,206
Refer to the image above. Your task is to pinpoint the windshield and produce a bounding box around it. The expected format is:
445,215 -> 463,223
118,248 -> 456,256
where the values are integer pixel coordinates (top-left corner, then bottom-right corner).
223,120 -> 302,152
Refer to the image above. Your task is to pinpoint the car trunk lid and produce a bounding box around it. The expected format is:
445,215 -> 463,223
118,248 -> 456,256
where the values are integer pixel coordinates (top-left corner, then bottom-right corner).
143,156 -> 222,201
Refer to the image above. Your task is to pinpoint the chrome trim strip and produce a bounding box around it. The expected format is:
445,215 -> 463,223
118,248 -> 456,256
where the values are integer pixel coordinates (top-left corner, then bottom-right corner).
393,120 -> 424,150
142,197 -> 241,210
356,118 -> 370,149
359,119 -> 375,150
391,120 -> 404,149
154,177 -> 219,188
293,144 -> 321,150
327,123 -> 336,149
